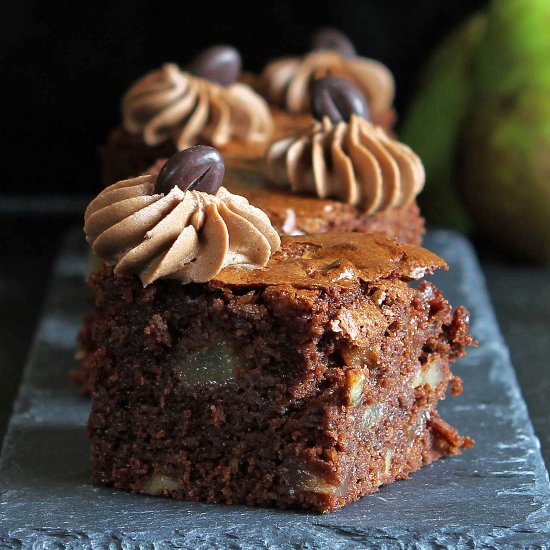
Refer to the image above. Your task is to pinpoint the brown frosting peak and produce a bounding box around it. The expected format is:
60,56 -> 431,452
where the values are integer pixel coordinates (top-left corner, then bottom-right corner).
215,232 -> 446,289
266,115 -> 425,214
122,63 -> 273,149
84,175 -> 280,286
260,51 -> 394,122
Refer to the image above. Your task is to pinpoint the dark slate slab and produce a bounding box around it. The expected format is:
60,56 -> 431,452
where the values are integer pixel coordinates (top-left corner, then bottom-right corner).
0,229 -> 549,548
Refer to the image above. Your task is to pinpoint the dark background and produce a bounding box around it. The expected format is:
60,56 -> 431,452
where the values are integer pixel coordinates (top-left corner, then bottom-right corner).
3,0 -> 484,195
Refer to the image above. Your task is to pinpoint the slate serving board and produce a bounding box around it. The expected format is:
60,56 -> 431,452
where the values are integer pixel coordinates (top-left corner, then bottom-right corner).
1,230 -> 549,548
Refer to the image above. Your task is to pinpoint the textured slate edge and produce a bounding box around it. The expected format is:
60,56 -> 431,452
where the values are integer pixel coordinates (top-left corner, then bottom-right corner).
0,229 -> 549,549
1,524 -> 549,549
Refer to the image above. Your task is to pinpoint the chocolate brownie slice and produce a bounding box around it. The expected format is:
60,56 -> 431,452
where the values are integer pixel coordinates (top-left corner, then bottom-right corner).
84,232 -> 472,513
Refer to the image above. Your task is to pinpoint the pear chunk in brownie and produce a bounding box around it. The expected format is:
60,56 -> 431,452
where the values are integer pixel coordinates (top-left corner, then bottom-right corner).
82,147 -> 472,513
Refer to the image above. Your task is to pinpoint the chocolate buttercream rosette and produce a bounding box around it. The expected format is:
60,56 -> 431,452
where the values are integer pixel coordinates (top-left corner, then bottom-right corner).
85,146 -> 280,286
266,77 -> 424,214
260,29 -> 395,130
122,48 -> 273,151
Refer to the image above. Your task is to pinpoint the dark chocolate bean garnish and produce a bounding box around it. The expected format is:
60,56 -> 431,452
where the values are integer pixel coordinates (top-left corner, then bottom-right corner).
155,146 -> 225,195
188,45 -> 242,86
311,76 -> 369,124
311,27 -> 356,59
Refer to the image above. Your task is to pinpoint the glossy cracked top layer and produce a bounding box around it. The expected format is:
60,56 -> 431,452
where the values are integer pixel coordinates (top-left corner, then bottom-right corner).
214,232 -> 446,289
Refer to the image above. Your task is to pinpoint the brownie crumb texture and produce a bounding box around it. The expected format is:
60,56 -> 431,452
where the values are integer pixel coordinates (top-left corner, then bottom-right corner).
84,245 -> 472,512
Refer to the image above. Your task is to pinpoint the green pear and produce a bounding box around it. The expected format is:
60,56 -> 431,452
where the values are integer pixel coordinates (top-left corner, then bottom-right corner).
457,0 -> 550,262
401,13 -> 486,232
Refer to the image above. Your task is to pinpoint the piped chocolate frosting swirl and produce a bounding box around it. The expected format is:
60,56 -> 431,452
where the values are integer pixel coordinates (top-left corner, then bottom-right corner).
84,148 -> 280,286
122,63 -> 273,149
260,51 -> 394,123
266,115 -> 424,214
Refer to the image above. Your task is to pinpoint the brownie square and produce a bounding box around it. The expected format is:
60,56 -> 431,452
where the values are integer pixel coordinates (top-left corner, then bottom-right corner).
224,160 -> 425,244
84,233 -> 472,513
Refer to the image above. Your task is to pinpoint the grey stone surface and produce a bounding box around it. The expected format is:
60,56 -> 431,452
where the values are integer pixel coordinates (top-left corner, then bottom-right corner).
0,229 -> 549,548
483,262 -> 550,469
